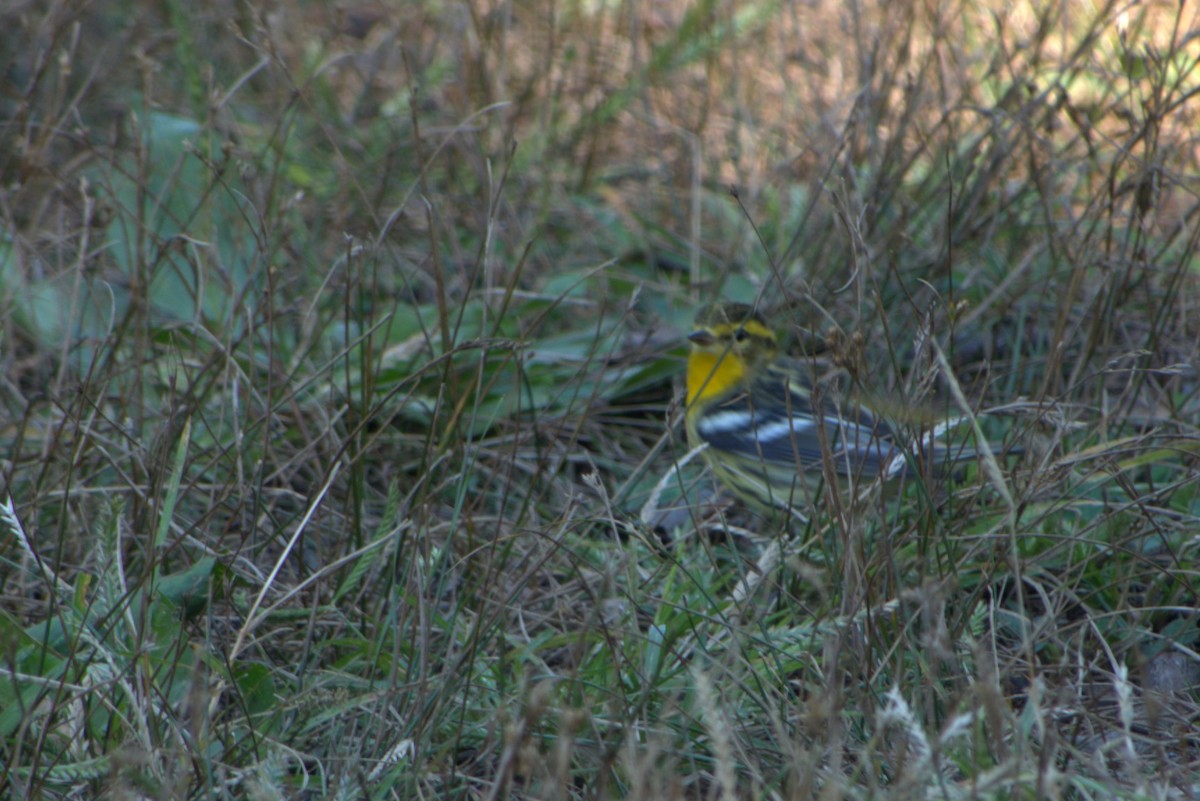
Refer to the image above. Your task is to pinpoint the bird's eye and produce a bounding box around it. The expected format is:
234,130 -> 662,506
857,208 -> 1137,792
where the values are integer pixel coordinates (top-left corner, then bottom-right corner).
734,327 -> 749,342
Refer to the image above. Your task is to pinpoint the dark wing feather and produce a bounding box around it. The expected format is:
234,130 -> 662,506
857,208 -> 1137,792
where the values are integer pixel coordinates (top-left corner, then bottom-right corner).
696,364 -> 910,480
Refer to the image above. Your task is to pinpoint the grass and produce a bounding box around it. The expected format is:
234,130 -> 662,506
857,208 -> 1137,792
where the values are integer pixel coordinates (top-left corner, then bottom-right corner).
2,0 -> 1199,798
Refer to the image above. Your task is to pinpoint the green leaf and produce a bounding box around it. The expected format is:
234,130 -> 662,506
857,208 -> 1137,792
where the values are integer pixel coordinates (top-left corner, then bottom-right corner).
232,662 -> 278,717
99,110 -> 259,333
154,556 -> 217,618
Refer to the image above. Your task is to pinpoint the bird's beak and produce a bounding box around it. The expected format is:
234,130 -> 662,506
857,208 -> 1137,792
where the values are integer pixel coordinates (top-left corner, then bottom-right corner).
688,329 -> 716,346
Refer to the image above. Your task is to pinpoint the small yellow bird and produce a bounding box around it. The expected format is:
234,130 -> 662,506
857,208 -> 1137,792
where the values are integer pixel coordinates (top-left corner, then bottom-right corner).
684,301 -> 995,515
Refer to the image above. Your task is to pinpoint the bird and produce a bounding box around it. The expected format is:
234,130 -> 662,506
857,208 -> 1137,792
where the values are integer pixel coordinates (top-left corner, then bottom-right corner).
683,301 -> 1005,516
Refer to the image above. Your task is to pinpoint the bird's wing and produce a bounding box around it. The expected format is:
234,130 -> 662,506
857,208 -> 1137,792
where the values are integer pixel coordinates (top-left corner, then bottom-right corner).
695,367 -> 909,480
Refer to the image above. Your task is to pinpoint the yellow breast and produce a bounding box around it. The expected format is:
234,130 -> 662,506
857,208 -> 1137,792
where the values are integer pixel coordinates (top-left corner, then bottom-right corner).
686,350 -> 746,406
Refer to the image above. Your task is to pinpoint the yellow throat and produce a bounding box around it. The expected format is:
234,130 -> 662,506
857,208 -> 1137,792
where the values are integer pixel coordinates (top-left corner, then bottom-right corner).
686,348 -> 746,406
